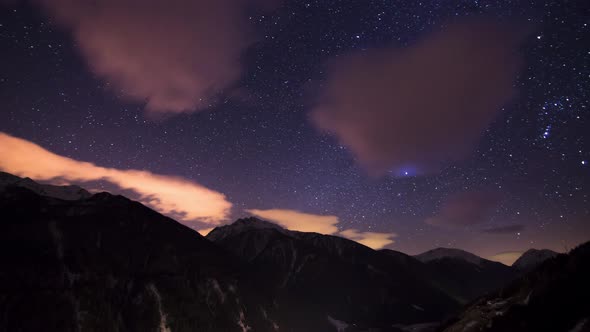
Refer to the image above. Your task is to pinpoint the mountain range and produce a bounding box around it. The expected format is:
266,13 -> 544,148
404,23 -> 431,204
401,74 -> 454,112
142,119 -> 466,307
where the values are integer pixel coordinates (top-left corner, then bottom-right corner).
438,242 -> 590,332
0,172 -> 586,332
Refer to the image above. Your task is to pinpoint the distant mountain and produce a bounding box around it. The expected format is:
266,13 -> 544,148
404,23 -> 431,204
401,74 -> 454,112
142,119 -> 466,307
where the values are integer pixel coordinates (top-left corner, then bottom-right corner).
414,248 -> 517,304
512,249 -> 558,271
208,217 -> 461,330
438,241 -> 590,332
0,171 -> 91,200
415,248 -> 488,266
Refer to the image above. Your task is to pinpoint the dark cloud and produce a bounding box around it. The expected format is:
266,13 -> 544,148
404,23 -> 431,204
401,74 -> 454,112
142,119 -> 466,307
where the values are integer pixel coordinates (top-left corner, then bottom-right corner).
482,224 -> 525,234
35,0 -> 279,114
426,191 -> 501,228
311,20 -> 529,175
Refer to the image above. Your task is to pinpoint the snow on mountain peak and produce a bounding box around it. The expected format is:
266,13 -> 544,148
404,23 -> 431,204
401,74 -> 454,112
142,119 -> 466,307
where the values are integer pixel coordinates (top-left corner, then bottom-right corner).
206,217 -> 289,242
0,171 -> 91,201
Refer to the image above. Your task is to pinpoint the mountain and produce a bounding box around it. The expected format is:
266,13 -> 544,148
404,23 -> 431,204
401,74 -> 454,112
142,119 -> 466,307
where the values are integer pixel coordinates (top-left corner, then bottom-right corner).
438,241 -> 590,332
212,217 -> 523,325
512,249 -> 558,271
0,171 -> 91,200
0,179 -> 279,332
208,217 -> 461,330
415,248 -> 487,266
1,171 -> 580,332
207,217 -> 290,243
0,173 -> 460,332
414,248 -> 517,304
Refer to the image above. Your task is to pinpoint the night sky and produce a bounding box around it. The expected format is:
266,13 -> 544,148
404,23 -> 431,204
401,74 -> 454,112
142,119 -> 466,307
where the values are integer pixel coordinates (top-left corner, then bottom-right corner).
1,0 -> 589,264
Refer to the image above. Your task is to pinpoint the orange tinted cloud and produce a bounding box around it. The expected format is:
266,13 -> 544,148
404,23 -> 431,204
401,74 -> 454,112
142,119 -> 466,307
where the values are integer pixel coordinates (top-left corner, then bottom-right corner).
35,0 -> 279,114
246,208 -> 396,249
0,132 -> 231,225
339,229 -> 396,250
246,208 -> 340,234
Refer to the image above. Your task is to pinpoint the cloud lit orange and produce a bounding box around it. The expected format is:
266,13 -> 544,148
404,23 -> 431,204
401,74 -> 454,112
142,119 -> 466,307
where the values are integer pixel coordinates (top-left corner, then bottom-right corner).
246,208 -> 396,249
0,132 -> 231,225
339,229 -> 397,250
246,208 -> 340,234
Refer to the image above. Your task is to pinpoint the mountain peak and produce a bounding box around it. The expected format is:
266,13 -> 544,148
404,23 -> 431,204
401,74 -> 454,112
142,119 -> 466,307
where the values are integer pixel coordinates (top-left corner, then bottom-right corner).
415,247 -> 485,266
206,217 -> 288,242
513,248 -> 558,270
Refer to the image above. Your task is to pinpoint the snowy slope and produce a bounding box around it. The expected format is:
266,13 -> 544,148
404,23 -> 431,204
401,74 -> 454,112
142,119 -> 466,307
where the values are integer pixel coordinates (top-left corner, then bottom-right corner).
0,171 -> 91,200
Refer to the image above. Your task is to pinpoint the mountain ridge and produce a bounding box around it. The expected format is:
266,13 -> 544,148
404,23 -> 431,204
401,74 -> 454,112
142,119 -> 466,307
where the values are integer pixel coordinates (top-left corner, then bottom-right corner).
0,171 -> 560,265
0,171 -> 578,332
0,171 -> 91,201
415,247 -> 492,266
438,242 -> 590,332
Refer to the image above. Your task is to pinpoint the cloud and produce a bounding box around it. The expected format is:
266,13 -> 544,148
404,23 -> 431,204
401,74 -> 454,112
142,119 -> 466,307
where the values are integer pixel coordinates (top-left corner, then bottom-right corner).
246,208 -> 395,249
482,224 -> 525,234
246,209 -> 340,234
34,0 -> 278,114
426,191 -> 500,228
0,132 -> 231,225
339,228 -> 396,250
197,227 -> 215,236
488,251 -> 524,266
311,19 -> 529,175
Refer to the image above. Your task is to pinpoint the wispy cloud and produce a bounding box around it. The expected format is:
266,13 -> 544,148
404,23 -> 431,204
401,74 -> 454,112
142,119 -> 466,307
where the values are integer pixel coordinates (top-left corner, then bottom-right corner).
0,132 -> 231,226
246,208 -> 396,249
426,191 -> 500,228
482,224 -> 524,234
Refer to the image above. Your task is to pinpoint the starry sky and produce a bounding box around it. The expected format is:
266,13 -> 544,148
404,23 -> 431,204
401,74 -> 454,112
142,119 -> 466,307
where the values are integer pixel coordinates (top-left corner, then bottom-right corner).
1,0 -> 589,264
